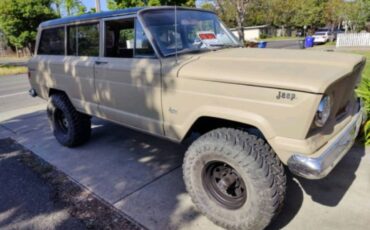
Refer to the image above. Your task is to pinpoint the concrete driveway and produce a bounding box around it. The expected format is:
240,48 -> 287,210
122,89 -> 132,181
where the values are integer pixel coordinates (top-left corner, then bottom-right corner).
1,75 -> 370,229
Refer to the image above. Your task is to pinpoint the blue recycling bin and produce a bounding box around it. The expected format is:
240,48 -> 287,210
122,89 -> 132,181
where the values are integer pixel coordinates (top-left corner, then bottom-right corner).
258,41 -> 267,48
305,36 -> 315,48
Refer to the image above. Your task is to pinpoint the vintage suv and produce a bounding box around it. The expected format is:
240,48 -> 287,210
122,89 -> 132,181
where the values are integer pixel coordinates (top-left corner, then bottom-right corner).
28,6 -> 366,230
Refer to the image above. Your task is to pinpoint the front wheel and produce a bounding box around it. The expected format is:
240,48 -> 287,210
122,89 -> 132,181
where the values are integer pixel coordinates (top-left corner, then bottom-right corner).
47,94 -> 91,147
183,128 -> 286,230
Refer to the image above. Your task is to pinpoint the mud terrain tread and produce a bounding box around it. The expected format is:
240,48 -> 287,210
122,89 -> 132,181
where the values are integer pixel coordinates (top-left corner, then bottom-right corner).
47,94 -> 91,147
183,128 -> 286,230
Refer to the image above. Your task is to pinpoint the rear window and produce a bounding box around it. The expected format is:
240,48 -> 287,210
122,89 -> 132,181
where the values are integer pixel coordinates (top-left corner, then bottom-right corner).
68,23 -> 99,56
38,27 -> 65,55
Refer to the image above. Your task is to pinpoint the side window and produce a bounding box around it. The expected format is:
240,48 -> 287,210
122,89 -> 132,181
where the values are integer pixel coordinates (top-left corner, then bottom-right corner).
105,19 -> 135,58
67,26 -> 77,55
38,27 -> 65,55
104,18 -> 155,58
135,20 -> 155,57
67,23 -> 99,56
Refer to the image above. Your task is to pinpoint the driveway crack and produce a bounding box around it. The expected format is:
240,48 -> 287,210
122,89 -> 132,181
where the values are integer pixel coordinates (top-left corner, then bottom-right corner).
0,124 -> 17,134
112,164 -> 182,205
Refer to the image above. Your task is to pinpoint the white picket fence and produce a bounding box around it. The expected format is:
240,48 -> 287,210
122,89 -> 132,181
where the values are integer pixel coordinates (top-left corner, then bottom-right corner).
336,33 -> 370,47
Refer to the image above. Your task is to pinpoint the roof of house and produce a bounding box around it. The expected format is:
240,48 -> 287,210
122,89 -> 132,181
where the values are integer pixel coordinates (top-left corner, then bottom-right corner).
40,7 -> 144,28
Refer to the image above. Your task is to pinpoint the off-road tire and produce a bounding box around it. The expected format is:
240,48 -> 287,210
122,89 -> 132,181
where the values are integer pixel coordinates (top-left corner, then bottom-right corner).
47,94 -> 91,147
183,128 -> 286,230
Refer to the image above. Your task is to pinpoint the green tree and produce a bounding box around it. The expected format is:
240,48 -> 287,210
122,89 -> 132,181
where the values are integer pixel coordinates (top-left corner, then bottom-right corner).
201,1 -> 237,27
244,0 -> 270,26
107,0 -> 145,9
107,0 -> 195,10
53,0 -> 86,16
343,0 -> 370,31
212,0 -> 253,41
148,0 -> 161,6
157,0 -> 195,6
268,0 -> 297,28
290,0 -> 324,28
0,0 -> 58,53
324,0 -> 345,30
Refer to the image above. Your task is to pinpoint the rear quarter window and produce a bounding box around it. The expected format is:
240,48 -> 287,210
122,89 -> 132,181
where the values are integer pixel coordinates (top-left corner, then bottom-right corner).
38,27 -> 65,55
68,23 -> 99,56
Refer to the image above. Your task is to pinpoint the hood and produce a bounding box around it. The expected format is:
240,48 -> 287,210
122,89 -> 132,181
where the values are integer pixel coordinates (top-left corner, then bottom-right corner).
178,48 -> 365,93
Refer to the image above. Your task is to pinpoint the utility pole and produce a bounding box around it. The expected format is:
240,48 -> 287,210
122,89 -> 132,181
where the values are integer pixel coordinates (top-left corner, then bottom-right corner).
95,0 -> 101,12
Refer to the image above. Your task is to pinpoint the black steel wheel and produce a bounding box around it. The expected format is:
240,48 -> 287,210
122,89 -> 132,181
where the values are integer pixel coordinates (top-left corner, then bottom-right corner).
202,161 -> 246,210
54,109 -> 69,134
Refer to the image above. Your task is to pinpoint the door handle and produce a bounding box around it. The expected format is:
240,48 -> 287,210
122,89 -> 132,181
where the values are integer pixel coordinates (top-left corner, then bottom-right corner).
95,61 -> 108,65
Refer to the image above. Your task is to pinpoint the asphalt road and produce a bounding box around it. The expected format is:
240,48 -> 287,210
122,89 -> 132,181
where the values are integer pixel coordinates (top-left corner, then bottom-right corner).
266,39 -> 305,49
0,74 -> 44,113
0,138 -> 86,229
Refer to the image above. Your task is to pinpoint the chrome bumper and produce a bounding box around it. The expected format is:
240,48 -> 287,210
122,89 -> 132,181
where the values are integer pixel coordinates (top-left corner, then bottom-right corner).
287,104 -> 363,179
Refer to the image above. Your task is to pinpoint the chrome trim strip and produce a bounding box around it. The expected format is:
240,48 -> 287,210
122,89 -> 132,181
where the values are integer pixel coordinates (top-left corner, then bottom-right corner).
288,102 -> 363,179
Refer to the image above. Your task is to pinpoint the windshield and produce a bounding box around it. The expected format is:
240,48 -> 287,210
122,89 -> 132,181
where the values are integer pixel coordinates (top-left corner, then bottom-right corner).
140,9 -> 240,57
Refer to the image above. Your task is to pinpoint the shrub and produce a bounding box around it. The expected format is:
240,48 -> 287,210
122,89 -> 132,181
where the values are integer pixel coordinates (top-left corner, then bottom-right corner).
356,76 -> 370,145
259,33 -> 268,39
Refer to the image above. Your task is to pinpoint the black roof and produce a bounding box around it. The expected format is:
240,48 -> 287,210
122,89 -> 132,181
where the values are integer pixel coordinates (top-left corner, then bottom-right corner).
40,6 -> 214,28
40,7 -> 144,28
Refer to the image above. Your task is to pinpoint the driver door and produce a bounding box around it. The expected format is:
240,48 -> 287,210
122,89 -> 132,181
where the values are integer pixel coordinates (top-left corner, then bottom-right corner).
95,17 -> 163,136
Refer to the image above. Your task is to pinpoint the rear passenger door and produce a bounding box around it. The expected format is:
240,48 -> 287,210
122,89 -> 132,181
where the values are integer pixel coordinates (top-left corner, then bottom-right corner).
95,17 -> 163,136
64,22 -> 100,116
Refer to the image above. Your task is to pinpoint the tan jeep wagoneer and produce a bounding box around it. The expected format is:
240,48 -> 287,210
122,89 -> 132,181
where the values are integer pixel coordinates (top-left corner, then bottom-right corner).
28,6 -> 366,230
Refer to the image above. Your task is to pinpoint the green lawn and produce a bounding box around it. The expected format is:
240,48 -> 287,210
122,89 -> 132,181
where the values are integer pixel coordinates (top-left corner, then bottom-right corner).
323,41 -> 336,46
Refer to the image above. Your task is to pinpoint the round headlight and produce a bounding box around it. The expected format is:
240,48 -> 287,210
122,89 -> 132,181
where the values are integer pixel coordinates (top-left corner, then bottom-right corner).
315,96 -> 331,127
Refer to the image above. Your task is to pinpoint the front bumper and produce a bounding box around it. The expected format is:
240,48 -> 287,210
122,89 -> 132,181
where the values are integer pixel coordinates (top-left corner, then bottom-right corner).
287,102 -> 363,179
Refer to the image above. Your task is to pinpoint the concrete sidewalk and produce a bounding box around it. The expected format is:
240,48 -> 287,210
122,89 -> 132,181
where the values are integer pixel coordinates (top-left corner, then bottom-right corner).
1,106 -> 370,230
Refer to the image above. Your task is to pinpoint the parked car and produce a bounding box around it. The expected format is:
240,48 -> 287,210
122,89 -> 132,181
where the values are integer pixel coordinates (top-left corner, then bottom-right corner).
333,29 -> 345,40
295,28 -> 305,37
312,28 -> 335,43
28,7 -> 366,230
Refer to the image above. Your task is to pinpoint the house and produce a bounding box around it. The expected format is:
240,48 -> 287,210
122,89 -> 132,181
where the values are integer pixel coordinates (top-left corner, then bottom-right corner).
230,25 -> 269,41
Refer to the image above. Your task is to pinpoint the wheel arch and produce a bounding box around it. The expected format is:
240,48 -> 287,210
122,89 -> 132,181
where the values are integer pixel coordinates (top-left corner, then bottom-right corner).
181,115 -> 272,144
49,88 -> 68,97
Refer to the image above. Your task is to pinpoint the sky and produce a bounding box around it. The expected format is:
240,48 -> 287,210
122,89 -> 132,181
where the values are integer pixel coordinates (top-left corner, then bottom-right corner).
82,0 -> 109,11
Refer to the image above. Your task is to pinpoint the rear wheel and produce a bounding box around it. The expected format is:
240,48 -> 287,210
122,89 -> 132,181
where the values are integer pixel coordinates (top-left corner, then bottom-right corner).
47,94 -> 91,147
183,128 -> 286,230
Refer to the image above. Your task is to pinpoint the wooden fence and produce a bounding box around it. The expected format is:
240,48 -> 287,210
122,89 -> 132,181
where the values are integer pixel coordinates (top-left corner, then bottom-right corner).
336,33 -> 370,47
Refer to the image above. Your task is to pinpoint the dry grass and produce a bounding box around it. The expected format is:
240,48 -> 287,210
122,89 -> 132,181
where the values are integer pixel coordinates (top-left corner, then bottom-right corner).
0,56 -> 29,61
0,65 -> 28,76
